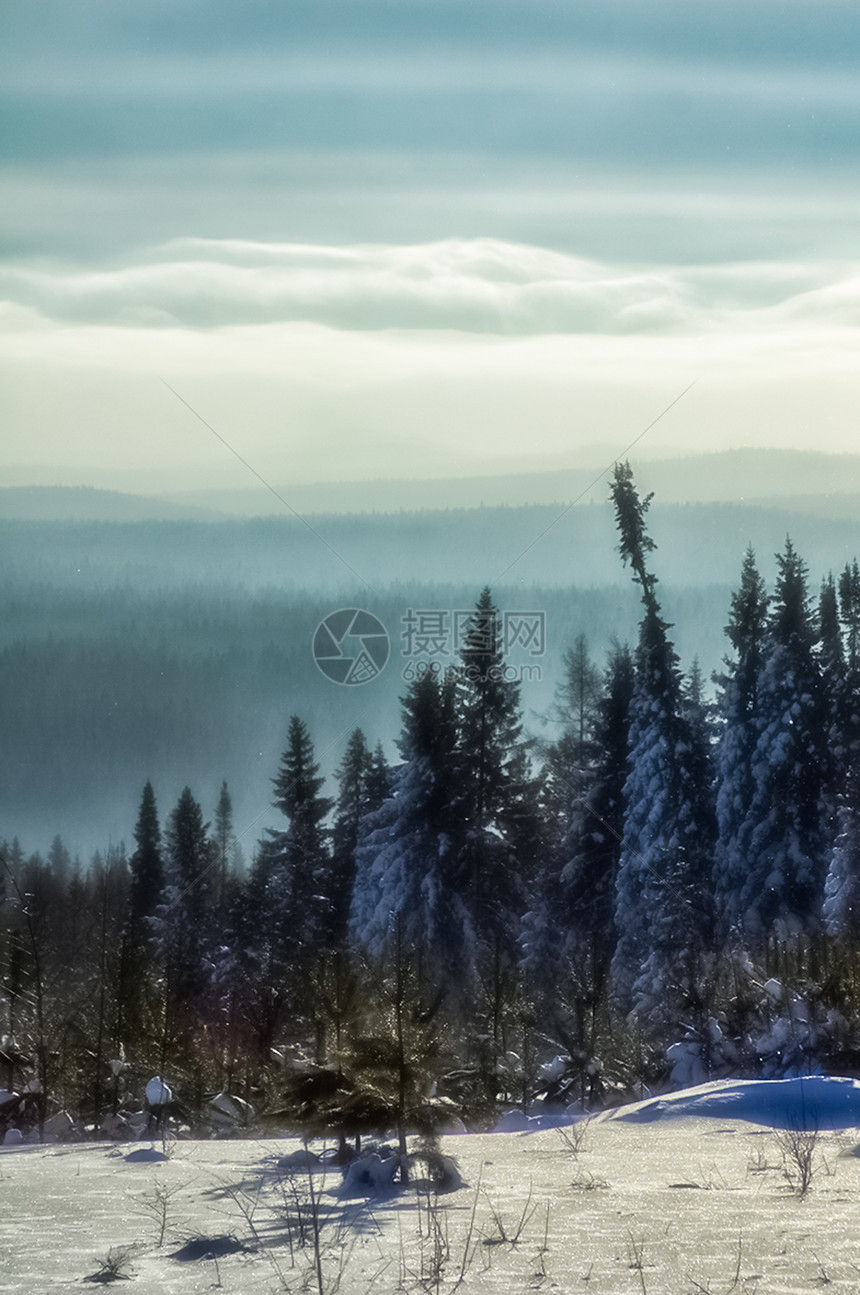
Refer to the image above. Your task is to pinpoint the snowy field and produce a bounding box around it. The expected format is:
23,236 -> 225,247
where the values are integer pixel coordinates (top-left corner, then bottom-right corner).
3,1078 -> 860,1294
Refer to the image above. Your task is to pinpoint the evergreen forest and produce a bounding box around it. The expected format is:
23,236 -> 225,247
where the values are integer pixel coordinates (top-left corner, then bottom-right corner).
4,463 -> 860,1140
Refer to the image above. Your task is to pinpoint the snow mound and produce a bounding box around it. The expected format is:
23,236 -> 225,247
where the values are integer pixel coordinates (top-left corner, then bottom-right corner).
607,1076 -> 860,1130
124,1147 -> 169,1163
341,1150 -> 399,1193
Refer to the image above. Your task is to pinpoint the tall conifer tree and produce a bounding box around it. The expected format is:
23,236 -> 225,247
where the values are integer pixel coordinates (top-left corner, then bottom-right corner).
330,728 -> 378,948
350,670 -> 474,987
130,780 -> 164,933
740,539 -> 830,939
157,786 -> 212,1002
609,462 -> 715,1019
265,715 -> 334,954
713,547 -> 769,941
454,587 -> 538,954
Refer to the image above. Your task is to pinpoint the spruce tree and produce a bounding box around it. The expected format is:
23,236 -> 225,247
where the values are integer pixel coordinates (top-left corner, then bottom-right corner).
541,635 -> 603,843
265,715 -> 334,958
365,741 -> 393,810
740,538 -> 830,939
838,559 -> 860,772
523,636 -> 604,992
524,641 -> 633,1082
47,835 -> 71,888
824,560 -> 860,948
157,786 -> 212,1004
713,547 -> 769,941
330,728 -> 373,949
130,780 -> 163,933
839,559 -> 860,676
454,586 -> 539,955
560,644 -> 634,1001
823,764 -> 860,943
609,462 -> 715,1021
350,670 -> 474,988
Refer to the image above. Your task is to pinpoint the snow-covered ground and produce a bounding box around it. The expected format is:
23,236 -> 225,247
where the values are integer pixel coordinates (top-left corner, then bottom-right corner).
3,1078 -> 860,1293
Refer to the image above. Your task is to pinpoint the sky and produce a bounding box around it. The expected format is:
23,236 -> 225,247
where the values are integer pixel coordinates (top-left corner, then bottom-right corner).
2,0 -> 859,494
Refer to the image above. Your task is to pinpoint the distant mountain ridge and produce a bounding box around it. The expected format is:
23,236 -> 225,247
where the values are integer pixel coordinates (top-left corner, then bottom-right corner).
4,448 -> 860,520
161,447 -> 860,515
0,485 -> 228,522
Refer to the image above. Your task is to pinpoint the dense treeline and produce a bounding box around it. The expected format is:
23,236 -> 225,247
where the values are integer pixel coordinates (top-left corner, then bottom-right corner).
4,464 -> 860,1137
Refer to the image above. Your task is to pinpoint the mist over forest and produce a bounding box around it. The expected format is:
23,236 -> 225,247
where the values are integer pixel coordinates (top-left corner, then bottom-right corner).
3,452 -> 860,861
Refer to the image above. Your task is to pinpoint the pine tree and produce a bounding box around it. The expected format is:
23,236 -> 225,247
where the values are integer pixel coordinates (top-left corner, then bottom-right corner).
713,547 -> 769,941
330,729 -> 373,949
838,559 -> 860,772
350,670 -> 474,988
609,462 -> 715,1021
523,641 -> 633,1086
47,835 -> 71,888
523,637 -> 604,992
823,765 -> 860,943
840,559 -> 860,675
454,586 -> 539,954
560,644 -> 634,995
365,741 -> 393,809
541,635 -> 603,842
155,786 -> 213,1011
818,575 -> 847,837
740,538 -> 830,940
130,780 -> 164,933
265,716 -> 334,959
823,560 -> 860,950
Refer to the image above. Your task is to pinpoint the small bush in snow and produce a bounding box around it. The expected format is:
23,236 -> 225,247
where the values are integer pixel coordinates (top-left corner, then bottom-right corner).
774,1123 -> 821,1197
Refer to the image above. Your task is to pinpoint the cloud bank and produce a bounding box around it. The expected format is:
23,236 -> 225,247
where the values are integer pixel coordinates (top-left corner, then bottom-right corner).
2,237 -> 858,490
4,238 -> 859,336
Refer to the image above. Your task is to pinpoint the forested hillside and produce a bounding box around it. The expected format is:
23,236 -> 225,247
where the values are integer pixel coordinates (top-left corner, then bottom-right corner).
5,482 -> 859,856
3,464 -> 860,1138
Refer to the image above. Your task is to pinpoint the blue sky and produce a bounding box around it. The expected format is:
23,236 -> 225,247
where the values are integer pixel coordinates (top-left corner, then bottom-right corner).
2,0 -> 859,492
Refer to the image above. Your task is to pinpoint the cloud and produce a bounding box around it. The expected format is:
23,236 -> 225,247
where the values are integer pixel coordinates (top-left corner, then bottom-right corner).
2,238 -> 858,340
1,236 -> 859,492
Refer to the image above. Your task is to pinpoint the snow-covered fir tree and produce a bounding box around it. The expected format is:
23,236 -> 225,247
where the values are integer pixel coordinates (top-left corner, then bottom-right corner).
838,558 -> 860,771
525,641 -> 633,1066
454,586 -> 540,960
739,538 -> 832,941
823,764 -> 860,943
262,715 -> 335,959
822,560 -> 860,947
713,547 -> 769,941
152,786 -> 213,1016
349,669 -> 475,990
608,462 -> 715,1021
330,729 -> 391,949
539,634 -> 604,845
